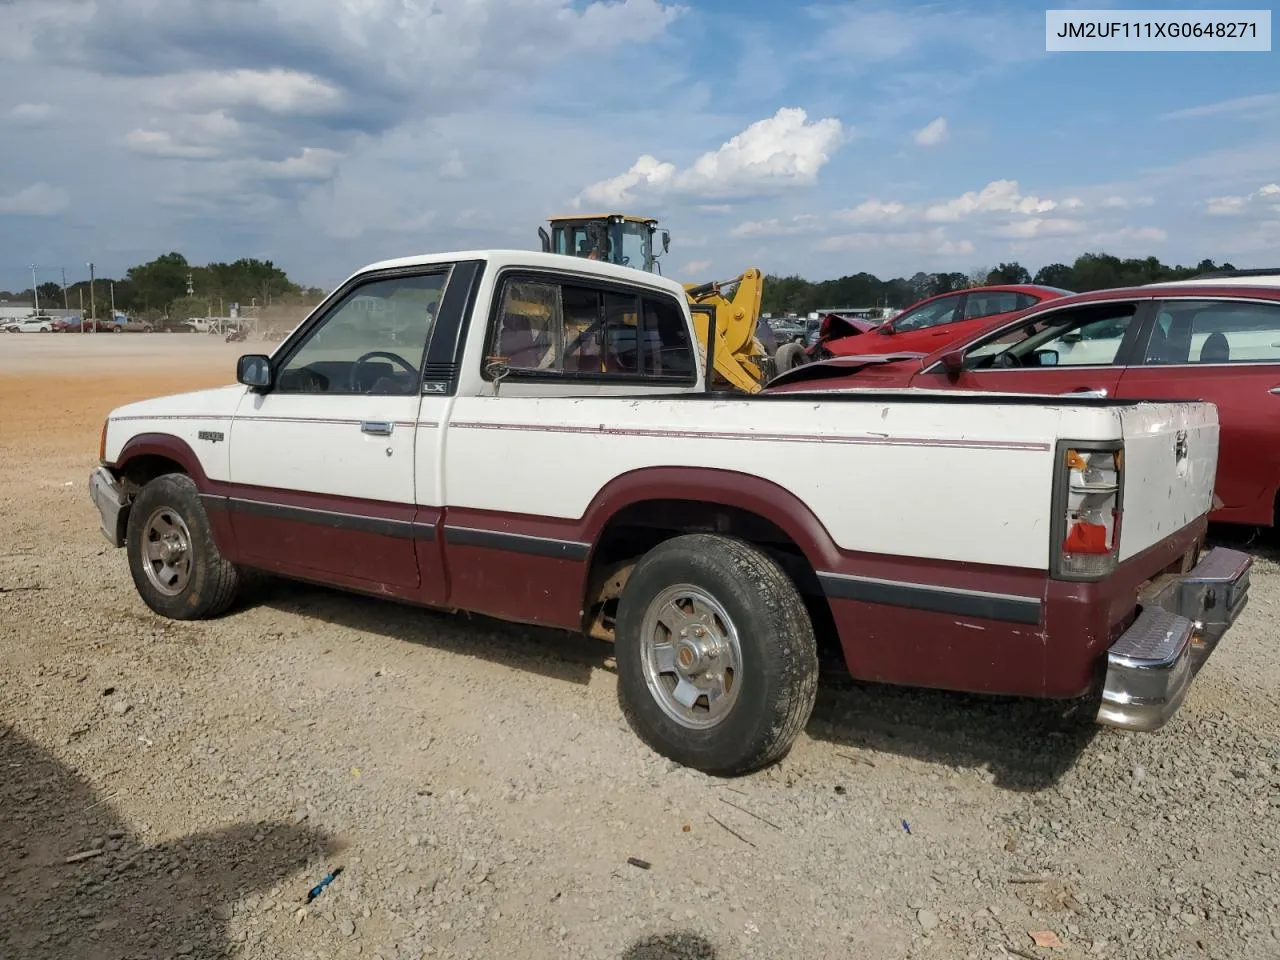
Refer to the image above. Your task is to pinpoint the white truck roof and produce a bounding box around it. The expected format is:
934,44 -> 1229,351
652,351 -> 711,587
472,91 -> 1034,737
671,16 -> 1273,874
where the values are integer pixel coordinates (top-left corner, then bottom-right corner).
355,249 -> 691,301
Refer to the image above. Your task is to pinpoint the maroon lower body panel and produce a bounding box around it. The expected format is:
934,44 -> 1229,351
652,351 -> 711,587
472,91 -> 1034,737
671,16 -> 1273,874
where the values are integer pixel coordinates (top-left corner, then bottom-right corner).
168,459 -> 1203,704
440,508 -> 593,629
200,484 -> 445,603
827,600 -> 1048,696
818,554 -> 1051,697
1039,517 -> 1206,698
821,519 -> 1205,699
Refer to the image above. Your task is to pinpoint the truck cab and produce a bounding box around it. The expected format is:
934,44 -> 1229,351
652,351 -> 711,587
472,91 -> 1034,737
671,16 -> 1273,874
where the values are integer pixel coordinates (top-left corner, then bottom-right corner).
540,213 -> 670,273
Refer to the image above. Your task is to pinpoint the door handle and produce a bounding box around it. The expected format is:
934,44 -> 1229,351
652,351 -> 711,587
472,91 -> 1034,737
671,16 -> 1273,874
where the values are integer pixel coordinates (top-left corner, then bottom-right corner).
1270,387 -> 1280,395
1062,388 -> 1108,398
360,420 -> 394,436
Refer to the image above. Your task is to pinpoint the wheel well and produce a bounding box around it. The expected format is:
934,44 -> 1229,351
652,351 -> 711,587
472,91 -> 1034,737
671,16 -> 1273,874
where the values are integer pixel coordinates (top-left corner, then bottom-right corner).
581,498 -> 838,657
117,454 -> 188,495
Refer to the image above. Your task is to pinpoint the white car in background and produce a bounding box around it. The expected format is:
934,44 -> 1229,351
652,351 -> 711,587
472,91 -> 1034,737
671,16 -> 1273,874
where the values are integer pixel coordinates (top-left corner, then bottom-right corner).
2,316 -> 56,333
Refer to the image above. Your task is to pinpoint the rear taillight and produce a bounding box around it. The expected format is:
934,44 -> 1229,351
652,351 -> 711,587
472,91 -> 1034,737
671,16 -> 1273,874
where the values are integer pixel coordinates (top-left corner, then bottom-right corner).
1054,444 -> 1123,579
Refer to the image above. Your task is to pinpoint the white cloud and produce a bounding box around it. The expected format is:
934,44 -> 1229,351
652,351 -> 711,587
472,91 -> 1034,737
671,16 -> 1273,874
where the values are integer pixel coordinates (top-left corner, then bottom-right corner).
123,111 -> 244,160
806,4 -> 1042,69
0,183 -> 70,216
682,259 -> 712,276
989,217 -> 1087,240
165,69 -> 344,115
912,116 -> 948,147
1206,195 -> 1249,216
251,147 -> 342,181
833,199 -> 907,224
816,227 -> 973,257
1099,195 -> 1154,209
1089,226 -> 1168,245
1060,197 -> 1084,211
1161,92 -> 1280,121
1205,183 -> 1280,216
579,155 -> 677,208
576,107 -> 846,206
925,179 -> 1056,222
8,102 -> 54,125
729,215 -> 819,238
438,150 -> 467,181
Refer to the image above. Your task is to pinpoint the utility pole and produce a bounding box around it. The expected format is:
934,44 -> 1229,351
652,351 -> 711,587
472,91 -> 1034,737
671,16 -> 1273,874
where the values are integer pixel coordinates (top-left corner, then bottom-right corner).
30,264 -> 39,316
110,281 -> 116,318
87,262 -> 96,332
61,267 -> 69,309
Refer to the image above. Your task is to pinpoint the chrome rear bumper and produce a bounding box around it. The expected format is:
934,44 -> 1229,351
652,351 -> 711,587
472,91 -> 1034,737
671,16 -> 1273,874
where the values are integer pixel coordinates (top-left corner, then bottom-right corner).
89,465 -> 129,548
1097,546 -> 1251,732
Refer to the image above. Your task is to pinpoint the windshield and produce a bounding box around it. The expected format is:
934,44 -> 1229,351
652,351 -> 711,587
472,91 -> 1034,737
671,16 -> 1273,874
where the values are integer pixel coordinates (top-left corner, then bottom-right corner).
613,221 -> 651,270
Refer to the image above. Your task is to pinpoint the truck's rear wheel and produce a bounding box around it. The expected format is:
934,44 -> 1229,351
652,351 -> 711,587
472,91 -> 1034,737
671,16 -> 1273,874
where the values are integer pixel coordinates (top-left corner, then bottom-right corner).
125,473 -> 241,620
614,534 -> 819,776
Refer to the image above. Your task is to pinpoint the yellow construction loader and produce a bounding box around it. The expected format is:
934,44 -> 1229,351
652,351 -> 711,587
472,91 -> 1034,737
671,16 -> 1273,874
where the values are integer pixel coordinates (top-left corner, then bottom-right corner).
538,213 -> 772,392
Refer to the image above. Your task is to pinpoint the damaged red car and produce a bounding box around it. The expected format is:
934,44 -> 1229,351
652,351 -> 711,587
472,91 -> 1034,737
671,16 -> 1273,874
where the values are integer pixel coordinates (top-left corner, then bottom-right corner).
808,284 -> 1072,360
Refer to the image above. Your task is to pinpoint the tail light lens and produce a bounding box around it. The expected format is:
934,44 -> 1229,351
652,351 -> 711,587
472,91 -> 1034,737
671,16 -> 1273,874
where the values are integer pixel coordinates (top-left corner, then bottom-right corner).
1055,445 -> 1123,579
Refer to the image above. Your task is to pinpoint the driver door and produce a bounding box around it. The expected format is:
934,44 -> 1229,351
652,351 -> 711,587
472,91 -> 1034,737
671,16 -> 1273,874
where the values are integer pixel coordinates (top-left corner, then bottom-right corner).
227,267 -> 450,590
911,300 -> 1146,399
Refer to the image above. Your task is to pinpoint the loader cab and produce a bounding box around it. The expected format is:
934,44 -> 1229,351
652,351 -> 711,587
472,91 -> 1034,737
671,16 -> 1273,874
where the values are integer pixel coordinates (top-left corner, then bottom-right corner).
540,213 -> 671,274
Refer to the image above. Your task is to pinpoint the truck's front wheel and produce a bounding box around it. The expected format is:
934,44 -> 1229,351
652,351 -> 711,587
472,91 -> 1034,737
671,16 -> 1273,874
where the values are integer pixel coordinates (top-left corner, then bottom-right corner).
614,534 -> 819,776
125,473 -> 241,620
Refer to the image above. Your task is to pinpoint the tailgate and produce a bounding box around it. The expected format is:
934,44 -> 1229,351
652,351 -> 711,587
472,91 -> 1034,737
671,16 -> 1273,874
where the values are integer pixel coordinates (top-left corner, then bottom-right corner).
1117,401 -> 1220,561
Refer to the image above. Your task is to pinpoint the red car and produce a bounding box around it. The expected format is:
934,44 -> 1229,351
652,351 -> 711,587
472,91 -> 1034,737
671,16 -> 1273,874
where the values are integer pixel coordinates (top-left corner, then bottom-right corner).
767,273 -> 1280,528
809,284 -> 1072,359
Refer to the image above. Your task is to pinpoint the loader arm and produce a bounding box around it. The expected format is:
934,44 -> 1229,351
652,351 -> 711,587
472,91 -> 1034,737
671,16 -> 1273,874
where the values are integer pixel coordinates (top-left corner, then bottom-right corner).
684,269 -> 769,393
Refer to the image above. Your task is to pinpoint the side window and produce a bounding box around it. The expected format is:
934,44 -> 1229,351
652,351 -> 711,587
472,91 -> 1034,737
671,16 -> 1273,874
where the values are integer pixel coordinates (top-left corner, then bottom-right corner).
893,294 -> 963,332
964,291 -> 1020,320
962,304 -> 1138,370
1144,300 -> 1280,365
641,295 -> 696,377
1014,292 -> 1039,311
488,275 -> 695,381
275,272 -> 446,395
492,279 -> 563,371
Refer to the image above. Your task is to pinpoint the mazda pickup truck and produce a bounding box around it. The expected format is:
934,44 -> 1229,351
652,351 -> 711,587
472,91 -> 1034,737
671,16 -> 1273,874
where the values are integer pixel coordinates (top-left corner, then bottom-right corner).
89,249 -> 1252,775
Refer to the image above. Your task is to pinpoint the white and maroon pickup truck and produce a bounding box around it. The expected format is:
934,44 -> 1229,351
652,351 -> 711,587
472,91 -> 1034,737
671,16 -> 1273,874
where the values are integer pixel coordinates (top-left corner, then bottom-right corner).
90,250 -> 1252,775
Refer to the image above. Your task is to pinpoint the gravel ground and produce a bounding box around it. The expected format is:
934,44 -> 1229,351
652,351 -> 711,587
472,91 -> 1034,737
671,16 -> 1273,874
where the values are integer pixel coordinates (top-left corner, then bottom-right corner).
2,337 -> 1278,960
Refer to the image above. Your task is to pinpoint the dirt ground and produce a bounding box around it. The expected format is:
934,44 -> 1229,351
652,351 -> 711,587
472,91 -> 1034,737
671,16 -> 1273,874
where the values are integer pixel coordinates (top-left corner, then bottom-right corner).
2,334 -> 1278,960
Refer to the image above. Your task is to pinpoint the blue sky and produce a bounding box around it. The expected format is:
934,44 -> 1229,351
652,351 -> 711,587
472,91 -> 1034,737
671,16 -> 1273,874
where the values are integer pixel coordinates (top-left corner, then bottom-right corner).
0,0 -> 1277,294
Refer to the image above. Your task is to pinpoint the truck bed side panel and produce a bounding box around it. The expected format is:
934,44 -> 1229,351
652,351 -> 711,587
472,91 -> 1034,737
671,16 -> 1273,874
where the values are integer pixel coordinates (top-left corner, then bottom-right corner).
442,395 -> 1085,569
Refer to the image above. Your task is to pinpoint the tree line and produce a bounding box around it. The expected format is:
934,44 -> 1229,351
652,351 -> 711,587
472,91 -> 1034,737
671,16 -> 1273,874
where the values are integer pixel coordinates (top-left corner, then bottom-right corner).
4,248 -> 1243,321
2,252 -> 325,322
760,252 -> 1239,316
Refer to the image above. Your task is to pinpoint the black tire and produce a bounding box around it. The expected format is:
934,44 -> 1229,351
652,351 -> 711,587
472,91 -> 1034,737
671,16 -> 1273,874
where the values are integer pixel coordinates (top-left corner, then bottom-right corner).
773,341 -> 808,374
614,534 -> 819,776
125,473 -> 241,620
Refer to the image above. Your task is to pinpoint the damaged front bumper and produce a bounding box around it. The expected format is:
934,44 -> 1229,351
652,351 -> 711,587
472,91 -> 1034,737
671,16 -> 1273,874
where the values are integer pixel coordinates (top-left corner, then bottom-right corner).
89,465 -> 129,548
1097,546 -> 1252,732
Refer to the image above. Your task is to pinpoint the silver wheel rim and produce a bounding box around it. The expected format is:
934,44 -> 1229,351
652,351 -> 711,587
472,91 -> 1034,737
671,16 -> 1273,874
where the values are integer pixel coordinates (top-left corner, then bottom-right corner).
141,507 -> 193,596
639,583 -> 743,730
